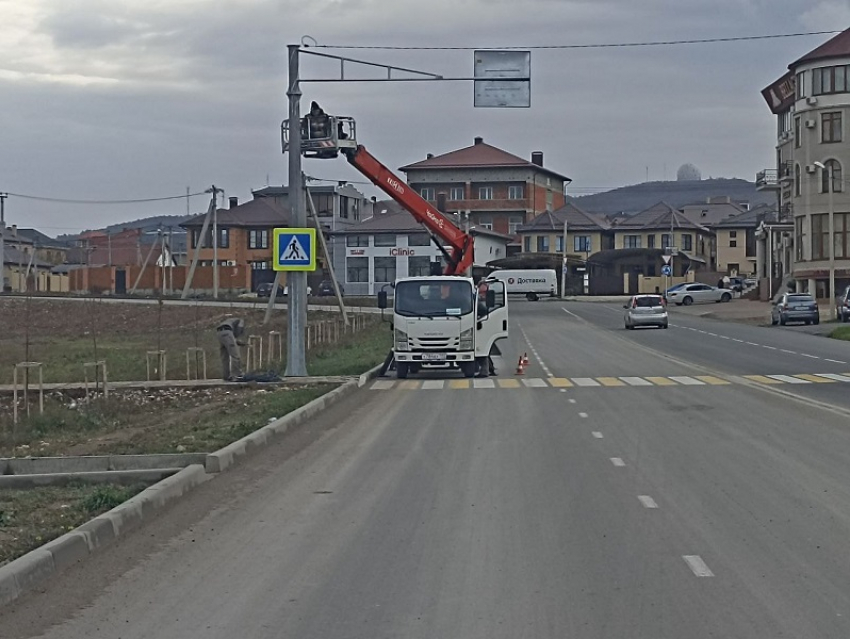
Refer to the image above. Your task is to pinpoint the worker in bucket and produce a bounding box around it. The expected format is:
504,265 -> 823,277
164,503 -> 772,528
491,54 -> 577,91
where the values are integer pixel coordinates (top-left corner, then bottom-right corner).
217,316 -> 246,381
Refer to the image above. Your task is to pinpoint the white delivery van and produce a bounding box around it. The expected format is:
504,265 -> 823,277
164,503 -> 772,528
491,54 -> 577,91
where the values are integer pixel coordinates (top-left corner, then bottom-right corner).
490,269 -> 557,301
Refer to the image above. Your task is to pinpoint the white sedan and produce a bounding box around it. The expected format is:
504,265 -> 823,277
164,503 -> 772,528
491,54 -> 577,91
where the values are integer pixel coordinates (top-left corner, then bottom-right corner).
666,283 -> 733,306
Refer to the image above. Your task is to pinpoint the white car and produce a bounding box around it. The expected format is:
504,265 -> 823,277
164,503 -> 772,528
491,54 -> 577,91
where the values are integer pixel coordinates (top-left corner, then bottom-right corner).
666,283 -> 732,306
624,294 -> 668,329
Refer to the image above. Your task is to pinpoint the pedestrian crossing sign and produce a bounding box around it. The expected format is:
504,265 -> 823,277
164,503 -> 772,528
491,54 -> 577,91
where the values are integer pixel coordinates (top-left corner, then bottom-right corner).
273,228 -> 316,271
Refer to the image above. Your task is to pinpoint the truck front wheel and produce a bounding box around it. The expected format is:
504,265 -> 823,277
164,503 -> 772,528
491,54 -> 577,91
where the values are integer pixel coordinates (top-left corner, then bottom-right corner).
461,362 -> 476,378
396,362 -> 409,379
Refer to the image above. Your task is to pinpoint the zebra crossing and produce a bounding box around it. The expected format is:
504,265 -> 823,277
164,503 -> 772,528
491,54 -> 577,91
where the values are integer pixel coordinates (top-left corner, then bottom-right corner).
369,373 -> 850,391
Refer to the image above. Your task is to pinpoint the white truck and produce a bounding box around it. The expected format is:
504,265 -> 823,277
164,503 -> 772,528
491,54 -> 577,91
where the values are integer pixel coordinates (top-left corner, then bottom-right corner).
490,269 -> 557,301
379,276 -> 509,379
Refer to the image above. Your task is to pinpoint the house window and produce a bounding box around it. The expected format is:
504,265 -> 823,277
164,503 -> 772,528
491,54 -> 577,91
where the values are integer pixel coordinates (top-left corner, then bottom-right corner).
794,116 -> 801,148
251,261 -> 271,270
822,111 -> 842,143
248,229 -> 269,249
574,236 -> 591,252
449,186 -> 465,200
682,234 -> 693,251
420,187 -> 435,201
408,255 -> 431,277
836,213 -> 850,259
508,185 -> 524,199
478,186 -> 494,200
624,235 -> 641,248
346,257 -> 369,282
346,234 -> 369,247
408,234 -> 430,246
647,234 -> 656,248
523,236 -> 531,252
509,217 -> 524,235
729,231 -> 737,238
820,159 -> 843,193
373,257 -> 396,283
374,235 -> 396,247
555,236 -> 564,253
813,65 -> 850,95
796,71 -> 806,99
795,164 -> 801,197
218,228 -> 229,249
313,193 -> 334,217
536,236 -> 550,252
730,240 -> 737,248
812,214 -> 829,260
795,217 -> 805,261
479,222 -> 493,231
661,234 -> 671,249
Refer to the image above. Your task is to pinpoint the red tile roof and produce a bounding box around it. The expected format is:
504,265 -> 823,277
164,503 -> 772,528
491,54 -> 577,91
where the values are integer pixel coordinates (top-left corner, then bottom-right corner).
791,28 -> 850,67
400,140 -> 571,182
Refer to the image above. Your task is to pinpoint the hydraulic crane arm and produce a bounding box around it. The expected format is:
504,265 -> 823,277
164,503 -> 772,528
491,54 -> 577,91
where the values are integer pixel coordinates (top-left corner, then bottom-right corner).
342,145 -> 474,276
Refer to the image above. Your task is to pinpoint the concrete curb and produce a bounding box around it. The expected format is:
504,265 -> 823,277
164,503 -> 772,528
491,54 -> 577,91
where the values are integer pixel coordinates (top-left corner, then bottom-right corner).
0,468 -> 182,489
205,363 -> 382,474
0,464 -> 210,607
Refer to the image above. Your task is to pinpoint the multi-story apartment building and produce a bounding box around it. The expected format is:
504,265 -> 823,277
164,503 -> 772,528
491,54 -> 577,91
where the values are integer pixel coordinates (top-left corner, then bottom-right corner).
758,28 -> 850,300
399,137 -> 571,242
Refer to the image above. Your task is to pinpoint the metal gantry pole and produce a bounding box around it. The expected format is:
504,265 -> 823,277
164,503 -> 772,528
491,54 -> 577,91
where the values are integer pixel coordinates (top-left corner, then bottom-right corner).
286,44 -> 308,377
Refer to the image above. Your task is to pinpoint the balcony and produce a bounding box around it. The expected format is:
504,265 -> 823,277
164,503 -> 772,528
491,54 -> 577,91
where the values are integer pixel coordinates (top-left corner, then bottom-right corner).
756,169 -> 779,190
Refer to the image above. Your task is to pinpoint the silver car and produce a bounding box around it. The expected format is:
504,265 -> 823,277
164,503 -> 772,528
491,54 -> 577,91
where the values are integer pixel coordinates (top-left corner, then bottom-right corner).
666,283 -> 732,306
624,294 -> 668,329
772,293 -> 819,326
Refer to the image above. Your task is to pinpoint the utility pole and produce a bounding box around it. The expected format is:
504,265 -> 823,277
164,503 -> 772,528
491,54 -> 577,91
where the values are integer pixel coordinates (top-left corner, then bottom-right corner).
0,192 -> 6,293
285,43 -> 307,377
560,218 -> 568,298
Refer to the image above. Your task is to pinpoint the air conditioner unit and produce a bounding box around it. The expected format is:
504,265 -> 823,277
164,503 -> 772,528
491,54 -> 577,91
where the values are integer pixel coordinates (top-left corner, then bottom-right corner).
806,97 -> 818,106
805,119 -> 816,128
806,165 -> 817,174
224,260 -> 237,266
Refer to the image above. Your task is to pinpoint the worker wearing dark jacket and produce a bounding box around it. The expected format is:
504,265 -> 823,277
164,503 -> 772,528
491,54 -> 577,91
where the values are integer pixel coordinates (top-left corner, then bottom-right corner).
217,317 -> 246,381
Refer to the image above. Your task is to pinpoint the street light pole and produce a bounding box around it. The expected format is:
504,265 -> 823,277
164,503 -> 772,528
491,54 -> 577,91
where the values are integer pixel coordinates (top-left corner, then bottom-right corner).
815,161 -> 836,318
560,219 -> 567,298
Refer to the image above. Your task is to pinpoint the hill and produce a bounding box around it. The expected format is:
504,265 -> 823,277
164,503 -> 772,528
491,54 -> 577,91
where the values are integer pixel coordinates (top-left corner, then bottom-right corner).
569,179 -> 776,216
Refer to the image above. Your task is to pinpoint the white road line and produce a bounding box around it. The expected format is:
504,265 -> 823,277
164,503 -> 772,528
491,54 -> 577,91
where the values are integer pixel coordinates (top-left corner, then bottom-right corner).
371,380 -> 396,390
421,380 -> 445,390
610,457 -> 626,467
683,555 -> 714,577
780,349 -> 796,354
707,332 -> 718,337
720,335 -> 730,340
572,377 -> 601,387
522,378 -> 549,388
767,374 -> 811,384
825,359 -> 847,364
801,353 -> 820,359
568,399 -> 577,404
638,495 -> 658,509
762,345 -> 777,350
579,412 -> 589,418
732,338 -> 744,343
669,376 -> 705,386
592,431 -> 604,439
816,373 -> 850,382
746,342 -> 759,346
559,389 -> 567,393
561,307 -> 582,320
621,376 -> 653,386
473,378 -> 496,389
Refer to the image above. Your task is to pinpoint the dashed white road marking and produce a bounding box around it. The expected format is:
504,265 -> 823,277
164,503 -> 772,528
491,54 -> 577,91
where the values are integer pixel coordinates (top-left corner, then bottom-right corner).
801,353 -> 820,359
473,378 -> 496,389
421,380 -> 445,390
371,380 -> 395,390
638,495 -> 658,509
559,389 -> 567,393
825,359 -> 847,364
816,373 -> 850,382
568,398 -> 577,404
683,555 -> 714,577
746,342 -> 759,346
572,378 -> 601,387
621,376 -> 653,386
762,345 -> 777,350
561,307 -> 582,320
669,376 -> 705,386
732,338 -> 744,343
522,378 -> 548,388
578,412 -> 589,418
592,431 -> 604,439
767,374 -> 811,384
780,349 -> 796,354
610,457 -> 626,467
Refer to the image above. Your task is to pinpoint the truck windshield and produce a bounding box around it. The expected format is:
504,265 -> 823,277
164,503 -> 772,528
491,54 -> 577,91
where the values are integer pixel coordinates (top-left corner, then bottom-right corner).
395,280 -> 474,317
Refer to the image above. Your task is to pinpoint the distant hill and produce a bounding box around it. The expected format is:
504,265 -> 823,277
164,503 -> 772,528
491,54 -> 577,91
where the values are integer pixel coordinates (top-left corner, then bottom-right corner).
568,179 -> 776,217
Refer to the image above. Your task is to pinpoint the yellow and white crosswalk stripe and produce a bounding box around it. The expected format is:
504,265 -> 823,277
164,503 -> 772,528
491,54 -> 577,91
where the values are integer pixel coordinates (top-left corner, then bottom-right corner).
369,373 -> 850,390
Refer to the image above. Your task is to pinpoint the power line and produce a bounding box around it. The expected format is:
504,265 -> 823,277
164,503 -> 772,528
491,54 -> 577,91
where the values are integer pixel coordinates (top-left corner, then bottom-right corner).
4,190 -> 208,205
307,30 -> 839,51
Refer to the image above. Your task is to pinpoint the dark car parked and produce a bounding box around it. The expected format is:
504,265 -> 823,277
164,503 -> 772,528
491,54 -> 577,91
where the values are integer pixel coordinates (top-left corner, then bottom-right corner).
317,280 -> 344,297
256,282 -> 283,298
836,285 -> 850,322
772,293 -> 819,326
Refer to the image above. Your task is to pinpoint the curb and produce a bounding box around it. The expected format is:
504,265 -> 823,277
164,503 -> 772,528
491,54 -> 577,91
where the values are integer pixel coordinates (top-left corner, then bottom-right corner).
0,468 -> 182,489
0,464 -> 210,607
204,362 -> 383,474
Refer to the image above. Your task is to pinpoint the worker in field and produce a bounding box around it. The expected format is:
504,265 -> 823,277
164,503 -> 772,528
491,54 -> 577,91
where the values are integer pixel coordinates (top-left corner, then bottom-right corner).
217,316 -> 246,381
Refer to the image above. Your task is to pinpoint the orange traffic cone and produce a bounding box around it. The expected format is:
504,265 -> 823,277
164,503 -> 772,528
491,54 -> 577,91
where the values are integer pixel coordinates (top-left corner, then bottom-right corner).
522,353 -> 530,367
515,356 -> 525,375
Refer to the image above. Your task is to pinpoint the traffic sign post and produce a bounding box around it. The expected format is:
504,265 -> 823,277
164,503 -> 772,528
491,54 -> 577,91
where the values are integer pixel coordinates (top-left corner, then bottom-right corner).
273,228 -> 317,272
661,265 -> 672,276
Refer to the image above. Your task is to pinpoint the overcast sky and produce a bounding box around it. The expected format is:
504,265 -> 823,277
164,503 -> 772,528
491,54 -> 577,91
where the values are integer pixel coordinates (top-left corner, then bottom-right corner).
1,0 -> 848,235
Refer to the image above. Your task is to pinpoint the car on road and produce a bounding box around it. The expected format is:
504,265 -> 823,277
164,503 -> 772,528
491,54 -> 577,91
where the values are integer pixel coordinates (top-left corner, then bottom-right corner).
316,280 -> 344,296
727,276 -> 744,292
666,283 -> 733,306
771,292 -> 819,326
836,285 -> 850,322
623,294 -> 668,329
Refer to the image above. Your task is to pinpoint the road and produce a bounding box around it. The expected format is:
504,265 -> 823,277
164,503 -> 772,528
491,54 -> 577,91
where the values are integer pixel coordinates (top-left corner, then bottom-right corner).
4,300 -> 850,638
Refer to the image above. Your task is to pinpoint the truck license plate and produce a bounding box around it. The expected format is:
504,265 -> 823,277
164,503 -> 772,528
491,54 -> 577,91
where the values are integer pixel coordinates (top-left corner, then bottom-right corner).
422,353 -> 444,361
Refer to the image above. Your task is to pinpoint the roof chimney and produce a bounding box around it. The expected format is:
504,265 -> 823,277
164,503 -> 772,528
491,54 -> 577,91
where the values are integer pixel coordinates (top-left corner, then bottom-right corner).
426,153 -> 434,159
229,196 -> 238,209
531,151 -> 544,167
474,136 -> 484,145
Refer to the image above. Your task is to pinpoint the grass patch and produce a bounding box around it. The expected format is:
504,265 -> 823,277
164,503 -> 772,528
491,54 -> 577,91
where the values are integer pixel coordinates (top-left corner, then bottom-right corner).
829,326 -> 850,341
0,483 -> 146,566
307,323 -> 391,376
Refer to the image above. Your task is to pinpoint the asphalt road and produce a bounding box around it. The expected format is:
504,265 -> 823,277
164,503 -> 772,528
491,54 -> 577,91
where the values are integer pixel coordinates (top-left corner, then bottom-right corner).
5,300 -> 850,637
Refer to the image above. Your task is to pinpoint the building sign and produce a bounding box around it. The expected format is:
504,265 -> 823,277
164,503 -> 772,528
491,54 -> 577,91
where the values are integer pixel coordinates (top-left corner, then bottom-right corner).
761,72 -> 795,114
348,249 -> 365,256
390,247 -> 415,256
